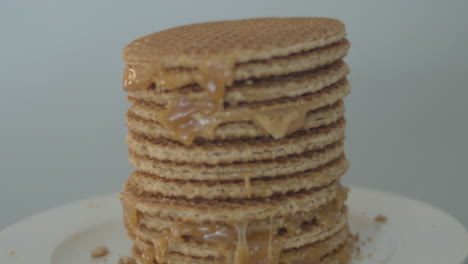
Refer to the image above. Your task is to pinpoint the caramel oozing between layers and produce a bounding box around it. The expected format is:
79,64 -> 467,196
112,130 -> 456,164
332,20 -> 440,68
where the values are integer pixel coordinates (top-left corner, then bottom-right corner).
124,56 -> 349,145
155,61 -> 235,145
141,246 -> 155,264
243,173 -> 253,199
127,203 -> 345,264
158,87 -> 347,145
150,220 -> 284,264
139,205 -> 343,264
120,192 -> 139,231
125,79 -> 349,145
122,182 -> 349,264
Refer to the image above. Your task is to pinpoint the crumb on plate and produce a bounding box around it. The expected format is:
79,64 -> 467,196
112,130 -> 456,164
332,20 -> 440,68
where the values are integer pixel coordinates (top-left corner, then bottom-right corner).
374,214 -> 388,223
91,246 -> 109,258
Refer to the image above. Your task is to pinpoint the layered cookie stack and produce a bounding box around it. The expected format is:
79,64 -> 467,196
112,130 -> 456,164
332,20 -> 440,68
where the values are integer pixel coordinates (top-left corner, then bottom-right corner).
121,17 -> 352,264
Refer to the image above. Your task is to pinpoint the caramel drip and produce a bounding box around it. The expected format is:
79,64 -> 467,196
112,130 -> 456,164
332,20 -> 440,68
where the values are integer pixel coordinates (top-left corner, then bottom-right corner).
335,185 -> 349,210
234,222 -> 250,264
244,173 -> 253,199
317,186 -> 348,227
124,63 -> 196,92
153,230 -> 170,263
155,96 -> 344,145
155,99 -> 333,144
233,221 -> 282,264
198,62 -> 235,102
249,224 -> 283,264
126,61 -> 349,145
123,63 -> 154,92
145,218 -> 290,264
171,222 -> 236,245
162,201 -> 342,248
312,171 -> 327,185
120,188 -> 157,264
316,204 -> 340,227
251,105 -> 308,139
141,246 -> 155,264
124,60 -> 236,145
155,61 -> 235,145
156,98 -> 220,144
119,191 -> 139,230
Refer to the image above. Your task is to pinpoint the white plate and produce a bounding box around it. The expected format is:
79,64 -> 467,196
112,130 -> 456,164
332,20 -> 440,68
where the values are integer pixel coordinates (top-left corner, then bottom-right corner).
0,187 -> 466,264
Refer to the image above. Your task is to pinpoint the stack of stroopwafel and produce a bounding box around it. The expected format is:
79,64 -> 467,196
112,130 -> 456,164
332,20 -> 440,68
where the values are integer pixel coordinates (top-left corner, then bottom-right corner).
121,17 -> 352,264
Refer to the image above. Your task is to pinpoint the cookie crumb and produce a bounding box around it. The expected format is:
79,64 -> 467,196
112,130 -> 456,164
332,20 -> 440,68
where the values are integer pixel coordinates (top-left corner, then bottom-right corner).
91,246 -> 109,258
118,256 -> 136,264
374,214 -> 387,223
8,250 -> 15,256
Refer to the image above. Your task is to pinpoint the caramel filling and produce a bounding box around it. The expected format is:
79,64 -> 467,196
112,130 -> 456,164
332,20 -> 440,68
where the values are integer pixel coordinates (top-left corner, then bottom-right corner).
137,210 -> 344,264
335,185 -> 349,210
120,191 -> 139,230
124,52 -> 349,145
123,201 -> 344,264
122,180 -> 348,264
127,79 -> 348,145
124,58 -> 237,144
153,230 -> 170,263
233,221 -> 283,264
244,173 -> 253,199
151,60 -> 235,145
161,220 -> 283,264
141,246 -> 155,264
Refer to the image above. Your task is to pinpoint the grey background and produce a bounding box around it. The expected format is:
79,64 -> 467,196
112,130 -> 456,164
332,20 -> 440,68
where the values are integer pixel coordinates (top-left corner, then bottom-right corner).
1,0 -> 467,246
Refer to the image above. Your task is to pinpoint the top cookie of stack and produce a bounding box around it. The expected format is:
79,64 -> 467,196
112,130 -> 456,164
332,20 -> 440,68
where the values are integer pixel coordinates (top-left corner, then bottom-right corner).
122,17 -> 352,264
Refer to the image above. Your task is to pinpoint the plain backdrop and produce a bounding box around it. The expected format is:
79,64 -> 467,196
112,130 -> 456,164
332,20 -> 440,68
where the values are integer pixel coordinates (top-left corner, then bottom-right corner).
1,0 -> 467,239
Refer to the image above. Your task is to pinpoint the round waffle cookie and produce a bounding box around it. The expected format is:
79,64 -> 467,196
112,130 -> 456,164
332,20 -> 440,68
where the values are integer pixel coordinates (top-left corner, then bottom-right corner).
124,17 -> 346,68
121,17 -> 352,264
129,155 -> 348,200
126,118 -> 346,165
